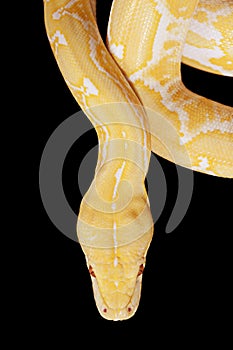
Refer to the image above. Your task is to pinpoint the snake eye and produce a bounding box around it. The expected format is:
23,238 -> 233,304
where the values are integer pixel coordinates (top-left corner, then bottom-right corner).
137,264 -> 144,277
89,265 -> 96,278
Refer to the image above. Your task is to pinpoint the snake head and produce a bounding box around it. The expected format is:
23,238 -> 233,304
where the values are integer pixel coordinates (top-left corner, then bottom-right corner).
81,230 -> 153,321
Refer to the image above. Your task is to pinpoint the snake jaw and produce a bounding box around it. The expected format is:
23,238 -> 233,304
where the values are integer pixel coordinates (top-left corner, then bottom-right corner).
90,267 -> 144,321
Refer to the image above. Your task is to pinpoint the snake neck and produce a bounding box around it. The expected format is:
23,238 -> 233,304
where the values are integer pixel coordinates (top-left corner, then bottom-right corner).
45,0 -> 152,227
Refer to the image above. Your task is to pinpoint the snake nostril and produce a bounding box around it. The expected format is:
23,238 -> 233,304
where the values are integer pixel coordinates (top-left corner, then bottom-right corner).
137,264 -> 144,277
128,307 -> 132,313
103,308 -> 107,313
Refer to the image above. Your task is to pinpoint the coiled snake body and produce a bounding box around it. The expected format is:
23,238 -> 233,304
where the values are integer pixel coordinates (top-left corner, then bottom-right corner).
44,0 -> 233,320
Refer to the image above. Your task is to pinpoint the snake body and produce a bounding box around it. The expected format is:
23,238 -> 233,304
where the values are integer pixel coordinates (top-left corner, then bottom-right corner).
108,0 -> 233,177
44,0 -> 233,320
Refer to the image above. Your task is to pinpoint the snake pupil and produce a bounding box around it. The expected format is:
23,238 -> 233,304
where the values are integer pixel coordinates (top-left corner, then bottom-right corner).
137,264 -> 144,277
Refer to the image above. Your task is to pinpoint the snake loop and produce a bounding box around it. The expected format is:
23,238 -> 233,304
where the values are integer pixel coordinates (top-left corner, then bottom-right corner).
44,0 -> 233,320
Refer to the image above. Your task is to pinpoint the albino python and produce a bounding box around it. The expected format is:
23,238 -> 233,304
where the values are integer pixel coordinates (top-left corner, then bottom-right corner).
44,0 -> 233,320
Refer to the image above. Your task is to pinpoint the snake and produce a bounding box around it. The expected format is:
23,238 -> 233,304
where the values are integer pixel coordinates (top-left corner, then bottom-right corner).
44,0 -> 233,321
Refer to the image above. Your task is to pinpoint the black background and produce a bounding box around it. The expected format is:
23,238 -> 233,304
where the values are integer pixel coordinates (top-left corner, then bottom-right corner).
32,0 -> 232,343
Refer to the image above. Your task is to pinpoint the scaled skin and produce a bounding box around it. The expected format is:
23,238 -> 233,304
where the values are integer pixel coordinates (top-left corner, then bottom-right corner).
184,0 -> 233,76
44,0 -> 153,320
44,0 -> 233,321
107,0 -> 233,177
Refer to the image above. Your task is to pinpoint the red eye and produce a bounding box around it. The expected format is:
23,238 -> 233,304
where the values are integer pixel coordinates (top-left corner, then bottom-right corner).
89,265 -> 96,278
137,264 -> 144,277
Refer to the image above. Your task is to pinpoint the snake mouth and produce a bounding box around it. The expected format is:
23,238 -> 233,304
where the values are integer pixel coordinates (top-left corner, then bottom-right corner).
90,273 -> 143,321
